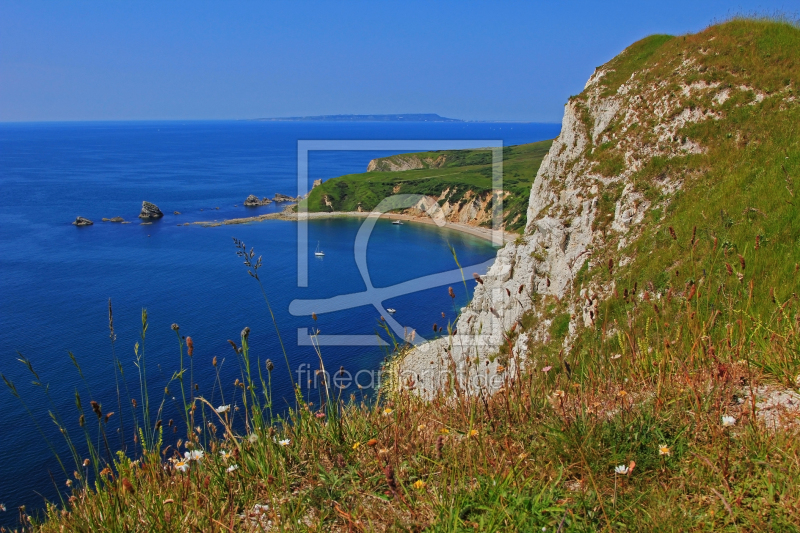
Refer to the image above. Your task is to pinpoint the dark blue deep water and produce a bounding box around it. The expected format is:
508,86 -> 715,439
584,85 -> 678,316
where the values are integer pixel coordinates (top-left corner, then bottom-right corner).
0,120 -> 559,521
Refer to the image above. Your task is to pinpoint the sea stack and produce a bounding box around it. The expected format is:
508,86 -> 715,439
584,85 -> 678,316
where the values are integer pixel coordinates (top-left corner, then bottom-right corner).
244,194 -> 272,206
72,216 -> 93,226
139,201 -> 164,219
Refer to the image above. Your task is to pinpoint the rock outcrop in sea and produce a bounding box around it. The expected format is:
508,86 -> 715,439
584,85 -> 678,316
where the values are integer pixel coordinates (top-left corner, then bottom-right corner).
244,195 -> 272,206
273,193 -> 299,202
72,216 -> 93,226
139,201 -> 164,219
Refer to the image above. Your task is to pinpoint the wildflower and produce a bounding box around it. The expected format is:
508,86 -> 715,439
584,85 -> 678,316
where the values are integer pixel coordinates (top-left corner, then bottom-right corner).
469,429 -> 479,437
367,438 -> 379,447
248,433 -> 259,443
542,366 -> 552,373
0,503 -> 5,512
617,390 -> 628,398
382,408 -> 393,417
83,458 -> 90,467
659,445 -> 671,456
352,442 -> 361,450
413,479 -> 427,490
553,389 -> 565,398
722,415 -> 736,427
184,450 -> 205,462
417,424 -> 426,432
614,465 -> 629,475
175,460 -> 190,473
278,439 -> 290,446
611,354 -> 622,360
440,428 -> 450,435
66,479 -> 72,487
219,450 -> 231,460
226,464 -> 239,473
378,448 -> 389,455
215,404 -> 230,414
315,412 -> 325,419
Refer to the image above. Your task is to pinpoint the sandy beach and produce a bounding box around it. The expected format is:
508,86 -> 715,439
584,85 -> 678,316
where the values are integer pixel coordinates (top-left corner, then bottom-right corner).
189,207 -> 519,244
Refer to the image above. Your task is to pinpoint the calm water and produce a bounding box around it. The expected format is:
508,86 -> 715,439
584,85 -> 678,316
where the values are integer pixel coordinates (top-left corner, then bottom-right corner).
0,120 -> 559,521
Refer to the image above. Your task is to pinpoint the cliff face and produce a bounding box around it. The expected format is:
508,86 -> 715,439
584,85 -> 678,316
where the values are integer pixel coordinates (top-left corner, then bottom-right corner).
397,24 -> 799,397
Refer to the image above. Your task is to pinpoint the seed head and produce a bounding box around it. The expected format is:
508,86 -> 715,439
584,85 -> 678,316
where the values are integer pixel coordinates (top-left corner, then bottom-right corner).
186,336 -> 194,357
171,323 -> 180,332
312,312 -> 317,321
241,327 -> 250,340
266,359 -> 274,372
448,287 -> 456,298
738,254 -> 745,271
212,356 -> 217,367
668,227 -> 677,240
90,401 -> 102,419
473,273 -> 483,285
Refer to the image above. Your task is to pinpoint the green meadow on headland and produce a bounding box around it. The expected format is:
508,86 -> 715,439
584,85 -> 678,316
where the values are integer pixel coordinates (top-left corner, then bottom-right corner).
5,17 -> 800,532
303,140 -> 553,233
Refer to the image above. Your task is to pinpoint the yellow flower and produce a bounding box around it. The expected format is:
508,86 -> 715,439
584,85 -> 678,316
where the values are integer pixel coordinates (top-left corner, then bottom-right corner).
469,429 -> 479,437
352,442 -> 361,450
382,408 -> 393,417
413,480 -> 427,490
617,390 -> 628,398
440,428 -> 450,435
417,424 -> 426,432
659,445 -> 671,456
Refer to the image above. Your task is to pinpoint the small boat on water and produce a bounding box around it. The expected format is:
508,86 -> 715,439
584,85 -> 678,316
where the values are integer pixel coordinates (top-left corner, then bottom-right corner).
392,220 -> 403,225
314,242 -> 325,257
386,308 -> 396,314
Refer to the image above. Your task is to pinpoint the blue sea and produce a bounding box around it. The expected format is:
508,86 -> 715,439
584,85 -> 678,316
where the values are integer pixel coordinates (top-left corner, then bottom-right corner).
0,120 -> 559,522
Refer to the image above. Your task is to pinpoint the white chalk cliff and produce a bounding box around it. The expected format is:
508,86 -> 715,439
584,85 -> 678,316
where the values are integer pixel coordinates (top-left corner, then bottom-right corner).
396,45 -> 751,397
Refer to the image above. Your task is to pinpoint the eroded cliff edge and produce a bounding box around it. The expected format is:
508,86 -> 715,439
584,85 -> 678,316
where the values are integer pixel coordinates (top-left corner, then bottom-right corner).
396,28 -> 797,397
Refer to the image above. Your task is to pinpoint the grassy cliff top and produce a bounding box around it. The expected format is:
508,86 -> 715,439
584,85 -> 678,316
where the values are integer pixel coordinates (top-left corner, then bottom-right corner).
303,140 -> 553,232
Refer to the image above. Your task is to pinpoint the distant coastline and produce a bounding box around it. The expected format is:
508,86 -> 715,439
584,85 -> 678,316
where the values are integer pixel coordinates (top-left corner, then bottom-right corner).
252,113 -> 462,122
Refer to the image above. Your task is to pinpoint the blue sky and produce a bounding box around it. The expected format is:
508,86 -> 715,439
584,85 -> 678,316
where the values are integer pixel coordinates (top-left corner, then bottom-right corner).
0,1 -> 795,122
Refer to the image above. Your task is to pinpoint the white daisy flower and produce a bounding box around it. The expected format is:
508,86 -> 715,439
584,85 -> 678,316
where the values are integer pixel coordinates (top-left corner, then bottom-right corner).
278,438 -> 290,446
226,464 -> 239,473
184,449 -> 205,461
722,415 -> 736,427
215,404 -> 230,414
174,460 -> 190,473
614,465 -> 629,475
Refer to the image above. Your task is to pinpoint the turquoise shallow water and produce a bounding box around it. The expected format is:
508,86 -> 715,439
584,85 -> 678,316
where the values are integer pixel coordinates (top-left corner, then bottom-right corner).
0,120 -> 559,520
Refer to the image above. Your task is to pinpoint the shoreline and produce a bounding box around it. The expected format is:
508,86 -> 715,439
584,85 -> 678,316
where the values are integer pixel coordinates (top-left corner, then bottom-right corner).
188,207 -> 520,244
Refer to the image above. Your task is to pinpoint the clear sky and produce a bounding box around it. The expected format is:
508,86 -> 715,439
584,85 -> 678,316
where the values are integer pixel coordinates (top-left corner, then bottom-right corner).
0,0 -> 795,122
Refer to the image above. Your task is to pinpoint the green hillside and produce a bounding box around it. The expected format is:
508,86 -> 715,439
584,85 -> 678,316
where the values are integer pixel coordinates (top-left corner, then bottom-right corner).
303,140 -> 553,232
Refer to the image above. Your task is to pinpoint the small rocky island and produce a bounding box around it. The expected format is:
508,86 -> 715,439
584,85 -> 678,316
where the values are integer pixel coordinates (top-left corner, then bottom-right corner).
244,195 -> 272,206
139,201 -> 164,219
72,216 -> 93,226
273,193 -> 299,202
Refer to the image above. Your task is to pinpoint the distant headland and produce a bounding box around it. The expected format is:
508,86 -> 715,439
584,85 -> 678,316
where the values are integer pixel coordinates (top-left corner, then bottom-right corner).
252,113 -> 462,122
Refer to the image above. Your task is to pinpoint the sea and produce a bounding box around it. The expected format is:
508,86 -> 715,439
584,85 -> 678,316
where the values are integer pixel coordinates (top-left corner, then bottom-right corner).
0,120 -> 560,522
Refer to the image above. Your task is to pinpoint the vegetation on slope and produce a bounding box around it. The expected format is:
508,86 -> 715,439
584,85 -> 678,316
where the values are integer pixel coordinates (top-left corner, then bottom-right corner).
303,140 -> 553,233
4,17 -> 800,533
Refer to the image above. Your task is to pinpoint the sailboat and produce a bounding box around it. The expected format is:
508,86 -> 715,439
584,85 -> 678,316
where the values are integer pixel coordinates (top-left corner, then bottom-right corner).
392,220 -> 403,225
314,241 -> 325,257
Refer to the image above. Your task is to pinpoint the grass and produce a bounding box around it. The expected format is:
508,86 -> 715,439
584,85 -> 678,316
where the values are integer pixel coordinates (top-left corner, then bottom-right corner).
3,17 -> 800,533
302,140 -> 553,233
